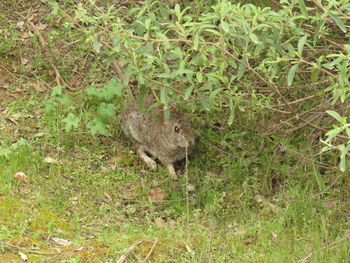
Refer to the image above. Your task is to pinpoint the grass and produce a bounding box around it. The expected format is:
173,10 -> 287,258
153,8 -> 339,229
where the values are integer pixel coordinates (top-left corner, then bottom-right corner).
1,0 -> 350,262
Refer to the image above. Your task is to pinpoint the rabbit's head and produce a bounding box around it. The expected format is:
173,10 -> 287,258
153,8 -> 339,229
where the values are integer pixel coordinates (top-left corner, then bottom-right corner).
164,118 -> 195,149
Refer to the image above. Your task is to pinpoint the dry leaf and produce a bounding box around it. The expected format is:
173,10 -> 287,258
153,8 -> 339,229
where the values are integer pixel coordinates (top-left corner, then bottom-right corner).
6,117 -> 18,125
104,192 -> 112,202
149,188 -> 165,201
187,184 -> 195,192
35,23 -> 47,31
44,157 -> 59,164
154,217 -> 166,228
271,231 -> 278,241
27,82 -> 46,92
34,132 -> 45,137
52,237 -> 71,246
17,21 -> 25,28
19,251 -> 28,261
14,172 -> 28,182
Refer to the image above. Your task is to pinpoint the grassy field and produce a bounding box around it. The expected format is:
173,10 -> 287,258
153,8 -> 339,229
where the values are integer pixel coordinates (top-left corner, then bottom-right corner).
1,0 -> 350,262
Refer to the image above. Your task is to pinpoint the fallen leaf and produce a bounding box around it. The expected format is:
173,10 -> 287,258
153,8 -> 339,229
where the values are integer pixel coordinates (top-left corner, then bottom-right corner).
6,117 -> 18,125
34,132 -> 45,138
255,194 -> 279,213
13,172 -> 28,182
149,188 -> 165,201
21,58 -> 29,65
17,21 -> 25,28
27,82 -> 46,92
187,184 -> 195,192
271,231 -> 278,241
19,251 -> 28,261
154,217 -> 166,228
235,228 -> 246,235
35,23 -> 47,31
323,200 -> 339,209
52,237 -> 71,246
44,157 -> 59,164
75,247 -> 84,251
104,192 -> 112,202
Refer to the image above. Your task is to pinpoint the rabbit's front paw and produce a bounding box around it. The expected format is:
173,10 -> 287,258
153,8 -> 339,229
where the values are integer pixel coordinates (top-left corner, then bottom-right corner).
137,146 -> 157,170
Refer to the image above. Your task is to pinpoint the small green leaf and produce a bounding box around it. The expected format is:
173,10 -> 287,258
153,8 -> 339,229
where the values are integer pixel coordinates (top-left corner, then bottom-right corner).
220,20 -> 230,33
298,0 -> 308,16
325,128 -> 340,142
297,35 -> 307,56
346,128 -> 350,138
321,146 -> 331,153
199,93 -> 209,111
228,97 -> 234,126
62,113 -> 80,132
310,68 -> 320,83
329,12 -> 347,33
184,85 -> 194,100
287,64 -> 298,86
87,118 -> 109,136
339,156 -> 346,172
196,72 -> 203,83
97,103 -> 115,122
93,37 -> 101,53
237,61 -> 246,80
249,32 -> 259,44
326,110 -> 342,122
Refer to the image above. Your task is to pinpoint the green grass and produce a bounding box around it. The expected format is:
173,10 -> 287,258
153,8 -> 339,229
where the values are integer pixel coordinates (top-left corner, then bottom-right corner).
1,0 -> 350,262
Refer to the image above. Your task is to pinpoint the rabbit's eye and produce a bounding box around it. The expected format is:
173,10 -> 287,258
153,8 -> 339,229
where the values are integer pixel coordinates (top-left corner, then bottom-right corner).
174,126 -> 180,133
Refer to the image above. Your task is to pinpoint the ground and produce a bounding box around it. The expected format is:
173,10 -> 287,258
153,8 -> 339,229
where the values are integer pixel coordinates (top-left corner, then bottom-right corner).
0,0 -> 350,262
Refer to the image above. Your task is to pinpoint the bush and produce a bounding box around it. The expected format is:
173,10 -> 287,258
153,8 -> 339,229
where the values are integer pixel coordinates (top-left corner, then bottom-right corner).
49,0 -> 350,170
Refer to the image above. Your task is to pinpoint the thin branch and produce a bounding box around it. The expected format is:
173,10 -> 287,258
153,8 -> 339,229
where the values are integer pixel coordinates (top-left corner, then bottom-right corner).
141,239 -> 158,263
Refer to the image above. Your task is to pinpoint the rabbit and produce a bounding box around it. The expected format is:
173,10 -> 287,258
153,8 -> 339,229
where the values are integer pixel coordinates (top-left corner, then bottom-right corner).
122,95 -> 195,179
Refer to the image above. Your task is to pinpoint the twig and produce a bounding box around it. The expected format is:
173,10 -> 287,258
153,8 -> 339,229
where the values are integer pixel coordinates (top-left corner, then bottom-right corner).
0,241 -> 58,256
310,0 -> 327,12
28,19 -> 72,90
141,239 -> 158,263
117,240 -> 144,263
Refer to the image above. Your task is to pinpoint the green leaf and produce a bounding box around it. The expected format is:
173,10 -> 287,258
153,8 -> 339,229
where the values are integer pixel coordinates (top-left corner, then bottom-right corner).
310,68 -> 320,83
0,147 -> 12,159
346,128 -> 350,138
326,110 -> 342,122
339,156 -> 346,172
62,113 -> 80,132
325,128 -> 340,142
93,37 -> 101,53
102,79 -> 124,100
199,93 -> 209,111
220,20 -> 230,33
237,60 -> 246,80
314,172 -> 326,191
297,35 -> 307,56
287,64 -> 298,86
228,97 -> 234,126
193,34 -> 200,50
51,86 -> 64,97
184,85 -> 194,100
196,72 -> 203,83
328,12 -> 347,33
298,0 -> 308,17
321,146 -> 331,153
97,103 -> 115,123
87,118 -> 109,136
249,32 -> 259,44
